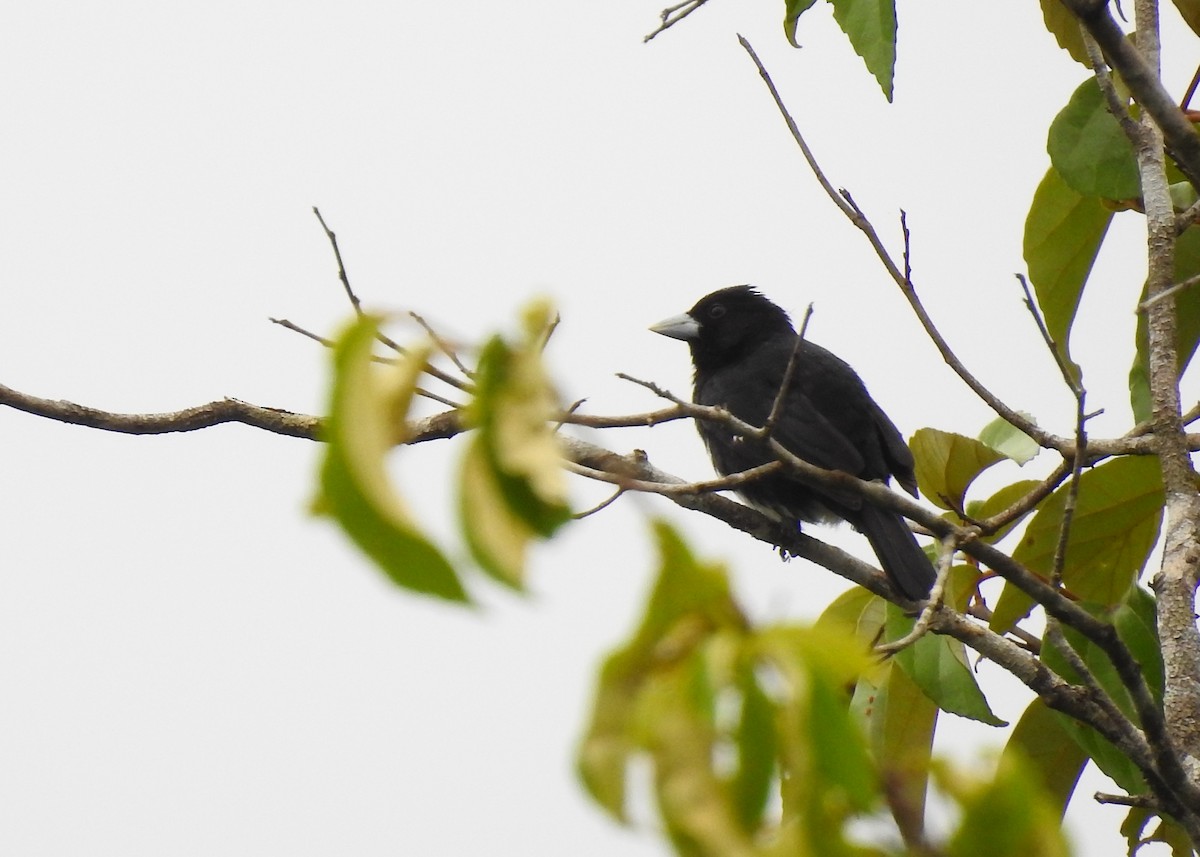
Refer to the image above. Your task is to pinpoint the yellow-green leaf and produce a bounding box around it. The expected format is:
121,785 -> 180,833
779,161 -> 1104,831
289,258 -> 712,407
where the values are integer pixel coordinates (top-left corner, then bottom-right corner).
963,479 -> 1045,544
459,438 -> 537,588
1130,227 -> 1200,421
1040,0 -> 1091,64
467,300 -> 570,537
978,414 -> 1040,465
991,456 -> 1163,633
316,315 -> 466,602
1023,166 -> 1113,374
911,428 -> 1006,511
1170,0 -> 1200,38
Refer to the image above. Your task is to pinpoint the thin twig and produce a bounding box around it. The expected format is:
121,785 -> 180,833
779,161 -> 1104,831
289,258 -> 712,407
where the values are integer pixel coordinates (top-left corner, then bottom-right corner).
566,459 -> 783,496
876,533 -> 957,654
572,487 -> 626,519
409,310 -> 474,378
1140,272 -> 1200,310
737,35 -> 1062,454
644,0 -> 710,42
313,207 -> 361,316
761,302 -> 814,439
1094,792 -> 1162,810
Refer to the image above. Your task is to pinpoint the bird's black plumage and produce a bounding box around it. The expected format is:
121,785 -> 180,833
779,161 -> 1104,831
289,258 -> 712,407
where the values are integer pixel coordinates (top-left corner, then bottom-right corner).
651,285 -> 934,600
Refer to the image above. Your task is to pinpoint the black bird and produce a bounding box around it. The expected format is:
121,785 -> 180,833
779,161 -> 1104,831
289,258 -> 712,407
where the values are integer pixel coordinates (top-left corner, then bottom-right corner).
650,285 -> 935,600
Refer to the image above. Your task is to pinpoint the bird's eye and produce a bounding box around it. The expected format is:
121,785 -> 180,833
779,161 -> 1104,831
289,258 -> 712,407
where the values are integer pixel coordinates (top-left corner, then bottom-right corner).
708,304 -> 726,319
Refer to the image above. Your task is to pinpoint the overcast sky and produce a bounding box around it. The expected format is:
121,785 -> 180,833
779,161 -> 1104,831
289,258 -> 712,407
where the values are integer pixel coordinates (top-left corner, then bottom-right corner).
1,2 -> 1193,855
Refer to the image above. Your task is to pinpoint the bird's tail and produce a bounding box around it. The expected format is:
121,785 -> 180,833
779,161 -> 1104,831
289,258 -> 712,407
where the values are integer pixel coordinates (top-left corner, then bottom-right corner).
856,504 -> 935,601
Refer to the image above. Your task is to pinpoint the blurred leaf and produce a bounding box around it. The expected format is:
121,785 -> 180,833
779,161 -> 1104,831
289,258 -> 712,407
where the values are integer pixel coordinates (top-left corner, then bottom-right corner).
1002,698 -> 1087,819
760,626 -> 877,809
815,584 -> 878,633
783,0 -> 820,46
978,414 -> 1041,465
990,456 -> 1164,633
911,428 -> 1006,511
732,666 -> 777,832
316,316 -> 466,602
635,520 -> 746,650
643,660 -> 759,857
1130,227 -> 1200,421
964,479 -> 1045,544
888,605 -> 1006,726
466,299 -> 570,537
460,299 -> 570,586
1039,0 -> 1091,64
577,520 -> 745,821
828,0 -> 897,102
809,664 -> 878,812
941,755 -> 1071,857
1048,78 -> 1140,200
1024,166 -> 1113,373
459,439 -> 537,586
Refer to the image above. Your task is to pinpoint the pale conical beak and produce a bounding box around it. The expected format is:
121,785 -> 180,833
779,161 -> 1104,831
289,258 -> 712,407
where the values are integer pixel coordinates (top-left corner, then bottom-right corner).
649,312 -> 700,342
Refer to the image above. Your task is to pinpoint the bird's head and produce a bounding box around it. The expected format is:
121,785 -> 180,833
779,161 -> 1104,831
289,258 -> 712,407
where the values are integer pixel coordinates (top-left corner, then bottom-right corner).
650,285 -> 795,373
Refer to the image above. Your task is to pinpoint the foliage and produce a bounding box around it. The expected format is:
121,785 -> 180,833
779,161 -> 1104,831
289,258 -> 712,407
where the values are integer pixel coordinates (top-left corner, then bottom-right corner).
312,1 -> 1200,854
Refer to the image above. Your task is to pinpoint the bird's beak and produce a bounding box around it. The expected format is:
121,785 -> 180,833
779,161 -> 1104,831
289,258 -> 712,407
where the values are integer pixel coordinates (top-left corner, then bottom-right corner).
649,312 -> 700,342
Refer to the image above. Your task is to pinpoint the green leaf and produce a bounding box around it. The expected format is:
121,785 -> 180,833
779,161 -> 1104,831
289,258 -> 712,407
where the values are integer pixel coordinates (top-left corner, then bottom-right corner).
1041,622 -> 1148,794
851,658 -> 936,835
828,0 -> 897,102
964,479 -> 1045,544
911,428 -> 1006,511
1039,0 -> 1091,64
978,414 -> 1040,465
316,316 -> 467,602
888,605 -> 1006,726
1002,698 -> 1087,819
1023,166 -> 1114,373
1048,78 -> 1140,200
1130,226 -> 1200,421
1113,585 -> 1164,704
1036,591 -> 1162,797
783,0 -> 820,47
991,456 -> 1164,633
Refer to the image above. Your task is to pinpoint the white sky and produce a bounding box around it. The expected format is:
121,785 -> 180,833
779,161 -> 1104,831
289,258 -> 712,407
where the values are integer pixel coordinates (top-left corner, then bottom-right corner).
1,2 -> 1193,855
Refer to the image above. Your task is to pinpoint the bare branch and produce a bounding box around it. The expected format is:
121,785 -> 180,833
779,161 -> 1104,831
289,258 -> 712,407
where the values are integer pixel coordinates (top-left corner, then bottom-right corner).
737,35 -> 1064,455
